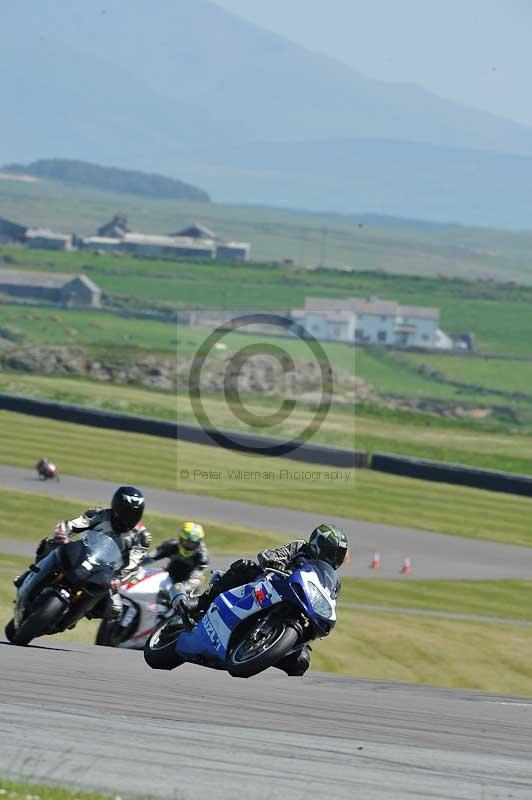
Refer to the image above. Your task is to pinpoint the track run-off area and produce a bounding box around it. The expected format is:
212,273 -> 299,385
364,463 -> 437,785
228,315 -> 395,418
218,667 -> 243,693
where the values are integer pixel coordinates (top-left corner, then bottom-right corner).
1,465 -> 532,579
1,640 -> 532,800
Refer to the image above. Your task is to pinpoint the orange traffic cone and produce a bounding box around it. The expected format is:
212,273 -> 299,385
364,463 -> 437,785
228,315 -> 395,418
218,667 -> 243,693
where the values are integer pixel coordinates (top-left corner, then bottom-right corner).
370,548 -> 381,569
400,555 -> 412,575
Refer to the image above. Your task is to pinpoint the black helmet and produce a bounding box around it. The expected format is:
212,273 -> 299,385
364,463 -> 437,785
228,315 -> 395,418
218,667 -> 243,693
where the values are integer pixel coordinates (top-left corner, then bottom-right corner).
110,485 -> 145,532
308,523 -> 348,569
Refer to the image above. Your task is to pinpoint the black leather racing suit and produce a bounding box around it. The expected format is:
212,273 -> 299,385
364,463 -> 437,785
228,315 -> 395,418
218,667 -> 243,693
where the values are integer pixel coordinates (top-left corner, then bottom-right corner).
149,538 -> 209,606
34,508 -> 152,619
195,540 -> 338,676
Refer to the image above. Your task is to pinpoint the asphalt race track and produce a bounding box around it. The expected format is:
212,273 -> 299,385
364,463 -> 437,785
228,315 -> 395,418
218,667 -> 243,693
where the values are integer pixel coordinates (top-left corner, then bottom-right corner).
0,640 -> 531,800
2,465 -> 532,579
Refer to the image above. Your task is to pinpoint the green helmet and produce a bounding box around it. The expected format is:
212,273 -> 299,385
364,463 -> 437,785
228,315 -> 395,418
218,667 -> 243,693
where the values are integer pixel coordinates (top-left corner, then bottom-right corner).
308,523 -> 348,569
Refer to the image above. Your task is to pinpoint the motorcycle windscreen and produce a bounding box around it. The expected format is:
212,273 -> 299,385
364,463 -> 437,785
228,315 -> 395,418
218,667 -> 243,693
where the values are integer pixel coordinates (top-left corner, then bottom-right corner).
311,559 -> 340,599
81,530 -> 123,569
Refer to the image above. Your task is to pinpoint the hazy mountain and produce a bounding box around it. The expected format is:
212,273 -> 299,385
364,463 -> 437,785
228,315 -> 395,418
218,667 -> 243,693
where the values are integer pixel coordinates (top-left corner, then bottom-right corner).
2,0 -> 532,226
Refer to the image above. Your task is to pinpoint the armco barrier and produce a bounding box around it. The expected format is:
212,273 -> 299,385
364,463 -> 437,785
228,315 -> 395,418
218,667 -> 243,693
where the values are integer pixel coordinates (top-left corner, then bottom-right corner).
371,452 -> 532,497
0,393 -> 365,469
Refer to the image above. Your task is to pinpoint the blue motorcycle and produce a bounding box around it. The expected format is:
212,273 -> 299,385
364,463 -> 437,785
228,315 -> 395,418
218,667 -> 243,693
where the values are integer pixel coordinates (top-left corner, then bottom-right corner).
144,558 -> 338,678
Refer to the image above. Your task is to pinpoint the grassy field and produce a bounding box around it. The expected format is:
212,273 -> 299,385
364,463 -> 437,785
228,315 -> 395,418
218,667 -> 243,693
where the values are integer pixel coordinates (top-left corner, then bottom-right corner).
2,411 -> 532,545
403,351 -> 532,396
5,240 -> 532,357
0,305 -> 177,352
5,175 -> 532,280
0,777 -> 118,800
4,307 -> 532,423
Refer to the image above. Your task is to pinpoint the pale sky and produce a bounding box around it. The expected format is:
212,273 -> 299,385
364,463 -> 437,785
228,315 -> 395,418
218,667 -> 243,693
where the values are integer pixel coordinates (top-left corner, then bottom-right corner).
215,0 -> 532,129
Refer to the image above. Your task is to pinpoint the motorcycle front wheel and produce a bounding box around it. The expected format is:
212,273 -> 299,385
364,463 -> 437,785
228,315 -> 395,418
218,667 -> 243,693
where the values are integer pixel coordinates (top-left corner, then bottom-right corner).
95,619 -> 125,647
227,619 -> 299,678
12,594 -> 65,646
144,618 -> 184,670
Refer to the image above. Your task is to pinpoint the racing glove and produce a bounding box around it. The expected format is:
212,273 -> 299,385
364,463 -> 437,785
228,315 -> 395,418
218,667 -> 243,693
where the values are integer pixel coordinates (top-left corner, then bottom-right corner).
261,558 -> 287,573
52,521 -> 69,544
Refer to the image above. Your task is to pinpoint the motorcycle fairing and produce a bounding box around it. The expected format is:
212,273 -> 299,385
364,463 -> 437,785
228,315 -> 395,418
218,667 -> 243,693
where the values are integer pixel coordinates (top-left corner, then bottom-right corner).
174,577 -> 283,666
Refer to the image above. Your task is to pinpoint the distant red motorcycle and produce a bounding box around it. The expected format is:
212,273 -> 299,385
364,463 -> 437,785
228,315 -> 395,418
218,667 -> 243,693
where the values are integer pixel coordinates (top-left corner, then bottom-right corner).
36,458 -> 60,482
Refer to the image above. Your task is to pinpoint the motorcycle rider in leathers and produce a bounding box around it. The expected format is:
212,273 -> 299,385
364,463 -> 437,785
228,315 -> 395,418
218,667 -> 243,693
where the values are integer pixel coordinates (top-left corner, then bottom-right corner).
174,523 -> 348,677
16,486 -> 151,620
145,521 -> 209,609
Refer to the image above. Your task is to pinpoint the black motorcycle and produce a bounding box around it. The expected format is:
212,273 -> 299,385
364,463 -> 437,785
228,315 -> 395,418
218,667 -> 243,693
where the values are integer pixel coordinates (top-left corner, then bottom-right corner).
5,531 -> 123,646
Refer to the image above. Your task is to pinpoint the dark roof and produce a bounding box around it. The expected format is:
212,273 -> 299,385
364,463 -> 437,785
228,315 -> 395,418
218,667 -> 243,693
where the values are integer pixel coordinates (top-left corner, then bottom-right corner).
0,216 -> 27,236
173,222 -> 217,240
97,214 -> 131,238
0,268 -> 100,293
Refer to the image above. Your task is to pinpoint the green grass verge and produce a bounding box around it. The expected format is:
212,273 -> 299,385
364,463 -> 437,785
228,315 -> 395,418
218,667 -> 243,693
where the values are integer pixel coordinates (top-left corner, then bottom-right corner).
0,777 -> 122,800
339,578 -> 532,621
0,488 -> 286,554
312,608 -> 532,695
354,410 -> 532,475
3,410 -> 532,546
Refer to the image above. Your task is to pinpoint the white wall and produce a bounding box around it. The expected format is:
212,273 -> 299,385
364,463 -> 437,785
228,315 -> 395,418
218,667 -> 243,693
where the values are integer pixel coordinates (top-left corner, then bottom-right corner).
399,316 -> 439,347
356,312 -> 396,344
301,312 -> 354,342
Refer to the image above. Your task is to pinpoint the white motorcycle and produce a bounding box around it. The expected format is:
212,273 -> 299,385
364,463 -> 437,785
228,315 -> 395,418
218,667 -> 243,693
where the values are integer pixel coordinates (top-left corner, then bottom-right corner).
95,563 -> 171,649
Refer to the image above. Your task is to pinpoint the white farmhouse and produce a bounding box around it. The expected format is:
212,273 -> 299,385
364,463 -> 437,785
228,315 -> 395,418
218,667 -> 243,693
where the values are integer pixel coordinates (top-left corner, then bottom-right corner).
291,307 -> 356,343
293,296 -> 452,349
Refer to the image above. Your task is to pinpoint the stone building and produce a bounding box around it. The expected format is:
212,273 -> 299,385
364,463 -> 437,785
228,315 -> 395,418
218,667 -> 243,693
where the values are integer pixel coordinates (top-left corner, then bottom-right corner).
0,268 -> 101,307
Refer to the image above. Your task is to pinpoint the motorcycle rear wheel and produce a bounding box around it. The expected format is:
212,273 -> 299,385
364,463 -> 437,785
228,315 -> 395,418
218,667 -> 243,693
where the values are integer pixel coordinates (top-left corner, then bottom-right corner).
144,618 -> 184,670
228,620 -> 299,678
12,594 -> 65,646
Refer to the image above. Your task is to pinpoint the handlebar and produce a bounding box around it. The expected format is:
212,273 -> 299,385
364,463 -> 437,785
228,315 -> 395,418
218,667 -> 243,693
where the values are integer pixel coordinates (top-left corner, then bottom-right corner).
265,566 -> 291,578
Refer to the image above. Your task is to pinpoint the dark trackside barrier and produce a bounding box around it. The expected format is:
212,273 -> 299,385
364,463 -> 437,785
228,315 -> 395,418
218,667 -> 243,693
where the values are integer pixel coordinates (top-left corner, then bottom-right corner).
371,452 -> 532,497
0,393 -> 366,469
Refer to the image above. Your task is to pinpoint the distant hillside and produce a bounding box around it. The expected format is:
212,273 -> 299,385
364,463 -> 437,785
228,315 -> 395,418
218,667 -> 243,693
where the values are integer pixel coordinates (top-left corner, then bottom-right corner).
2,1 -> 532,226
3,159 -> 210,203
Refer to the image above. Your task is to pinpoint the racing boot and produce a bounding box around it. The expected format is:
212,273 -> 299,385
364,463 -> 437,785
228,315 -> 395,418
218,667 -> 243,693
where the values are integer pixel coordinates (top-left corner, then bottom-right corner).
13,564 -> 39,589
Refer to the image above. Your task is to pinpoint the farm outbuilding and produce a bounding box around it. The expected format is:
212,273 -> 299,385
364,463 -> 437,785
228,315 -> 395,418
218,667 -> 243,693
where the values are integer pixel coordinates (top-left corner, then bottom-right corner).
215,241 -> 251,261
61,274 -> 102,307
0,216 -> 27,244
25,228 -> 73,251
0,268 -> 101,307
121,233 -> 215,259
96,214 -> 131,238
79,236 -> 122,252
172,222 -> 251,261
174,223 -> 217,240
